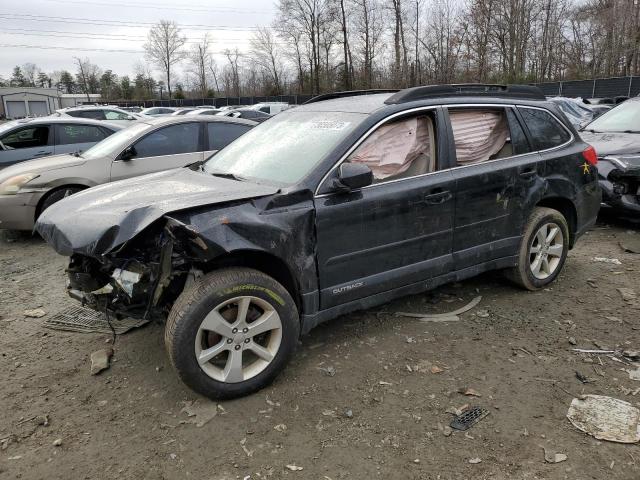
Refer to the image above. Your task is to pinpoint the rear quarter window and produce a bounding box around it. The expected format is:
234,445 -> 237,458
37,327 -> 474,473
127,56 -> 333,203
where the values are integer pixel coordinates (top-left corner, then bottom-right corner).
519,107 -> 571,150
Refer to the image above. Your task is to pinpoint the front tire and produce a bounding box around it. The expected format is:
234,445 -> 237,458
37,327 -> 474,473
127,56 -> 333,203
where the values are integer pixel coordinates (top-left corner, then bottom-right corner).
39,187 -> 83,217
165,267 -> 299,400
506,207 -> 570,290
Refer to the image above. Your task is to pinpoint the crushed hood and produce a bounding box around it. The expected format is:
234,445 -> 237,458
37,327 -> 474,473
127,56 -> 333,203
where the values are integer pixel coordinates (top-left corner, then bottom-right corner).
581,131 -> 640,156
36,167 -> 279,256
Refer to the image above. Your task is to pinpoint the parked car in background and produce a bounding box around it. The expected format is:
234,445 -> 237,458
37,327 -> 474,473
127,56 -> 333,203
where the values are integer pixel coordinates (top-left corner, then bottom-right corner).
548,97 -> 594,128
140,107 -> 177,116
0,116 -> 256,231
171,108 -> 199,116
0,117 -> 120,169
248,102 -> 290,115
121,106 -> 143,113
216,108 -> 271,122
186,108 -> 222,116
581,96 -> 640,217
35,84 -> 600,400
56,106 -> 146,126
217,105 -> 242,111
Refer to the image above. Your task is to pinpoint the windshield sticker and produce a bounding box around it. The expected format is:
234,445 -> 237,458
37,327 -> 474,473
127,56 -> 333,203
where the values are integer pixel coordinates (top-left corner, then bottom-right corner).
310,120 -> 351,131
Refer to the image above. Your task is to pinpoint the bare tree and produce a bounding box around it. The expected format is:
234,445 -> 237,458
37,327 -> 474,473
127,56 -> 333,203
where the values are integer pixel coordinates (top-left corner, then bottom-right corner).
74,57 -> 101,101
144,20 -> 187,99
250,27 -> 285,94
189,34 -> 214,98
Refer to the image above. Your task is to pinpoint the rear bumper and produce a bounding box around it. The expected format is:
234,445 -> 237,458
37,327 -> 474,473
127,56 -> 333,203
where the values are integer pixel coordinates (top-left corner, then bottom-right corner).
0,192 -> 42,231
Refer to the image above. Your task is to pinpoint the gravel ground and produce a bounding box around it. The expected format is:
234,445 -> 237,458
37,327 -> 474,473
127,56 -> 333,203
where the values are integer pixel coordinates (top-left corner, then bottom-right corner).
0,216 -> 639,480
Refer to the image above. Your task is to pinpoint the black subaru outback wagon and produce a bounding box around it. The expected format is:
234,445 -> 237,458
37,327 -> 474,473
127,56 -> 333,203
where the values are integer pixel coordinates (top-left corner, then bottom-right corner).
37,85 -> 601,399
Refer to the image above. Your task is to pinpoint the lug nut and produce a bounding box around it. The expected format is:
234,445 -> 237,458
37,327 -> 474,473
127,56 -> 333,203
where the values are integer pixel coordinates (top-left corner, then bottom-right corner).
244,338 -> 250,343
243,328 -> 248,333
232,328 -> 238,334
227,338 -> 233,344
234,345 -> 241,350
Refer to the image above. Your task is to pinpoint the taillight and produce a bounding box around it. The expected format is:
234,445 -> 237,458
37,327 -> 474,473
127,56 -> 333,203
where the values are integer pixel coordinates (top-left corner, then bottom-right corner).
582,145 -> 598,166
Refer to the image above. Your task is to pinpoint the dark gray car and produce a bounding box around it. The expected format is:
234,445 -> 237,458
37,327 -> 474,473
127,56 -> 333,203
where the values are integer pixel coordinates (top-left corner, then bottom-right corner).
0,117 -> 121,169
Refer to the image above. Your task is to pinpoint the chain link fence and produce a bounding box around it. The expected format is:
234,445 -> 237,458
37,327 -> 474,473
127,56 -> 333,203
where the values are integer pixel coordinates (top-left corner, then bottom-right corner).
111,94 -> 315,109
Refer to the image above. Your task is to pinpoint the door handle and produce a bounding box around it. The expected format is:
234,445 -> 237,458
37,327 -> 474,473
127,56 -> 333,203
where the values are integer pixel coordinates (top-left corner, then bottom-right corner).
424,190 -> 452,205
519,168 -> 537,179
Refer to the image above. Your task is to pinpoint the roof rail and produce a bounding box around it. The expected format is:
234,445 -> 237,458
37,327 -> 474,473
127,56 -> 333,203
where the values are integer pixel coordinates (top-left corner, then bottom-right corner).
304,89 -> 399,105
384,84 -> 546,104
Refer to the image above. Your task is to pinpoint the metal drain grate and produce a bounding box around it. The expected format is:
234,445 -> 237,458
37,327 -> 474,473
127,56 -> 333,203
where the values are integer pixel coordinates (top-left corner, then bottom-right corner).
43,305 -> 149,335
450,406 -> 490,431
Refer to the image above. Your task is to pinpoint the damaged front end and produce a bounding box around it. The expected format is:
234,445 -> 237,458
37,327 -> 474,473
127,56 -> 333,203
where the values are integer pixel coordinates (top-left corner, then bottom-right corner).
598,155 -> 640,215
66,219 -> 205,320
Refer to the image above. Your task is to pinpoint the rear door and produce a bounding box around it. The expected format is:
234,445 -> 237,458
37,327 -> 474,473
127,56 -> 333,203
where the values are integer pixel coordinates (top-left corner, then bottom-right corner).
54,123 -> 112,155
447,106 -> 541,270
315,108 -> 455,309
110,122 -> 203,181
0,124 -> 54,167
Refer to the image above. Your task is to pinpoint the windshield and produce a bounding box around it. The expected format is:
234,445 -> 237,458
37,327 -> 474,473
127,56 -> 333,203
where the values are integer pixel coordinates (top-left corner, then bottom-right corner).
81,123 -> 149,159
203,111 -> 365,184
584,100 -> 640,133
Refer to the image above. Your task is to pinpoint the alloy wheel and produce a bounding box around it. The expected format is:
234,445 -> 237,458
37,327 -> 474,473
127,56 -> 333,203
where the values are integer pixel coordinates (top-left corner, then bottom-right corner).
529,222 -> 564,280
194,296 -> 282,383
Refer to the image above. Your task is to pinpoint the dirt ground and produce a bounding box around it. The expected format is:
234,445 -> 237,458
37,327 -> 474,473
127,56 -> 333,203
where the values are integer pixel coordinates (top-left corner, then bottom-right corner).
1,215 -> 639,480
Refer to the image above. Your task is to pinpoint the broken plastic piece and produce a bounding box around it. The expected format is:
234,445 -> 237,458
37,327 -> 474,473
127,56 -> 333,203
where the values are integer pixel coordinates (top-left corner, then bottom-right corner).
112,268 -> 142,297
566,395 -> 640,444
395,296 -> 482,321
450,406 -> 490,431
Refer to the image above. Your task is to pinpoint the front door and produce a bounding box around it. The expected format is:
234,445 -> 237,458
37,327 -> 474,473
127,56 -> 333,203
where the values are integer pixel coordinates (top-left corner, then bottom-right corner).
314,110 -> 455,309
447,106 -> 542,269
110,122 -> 204,181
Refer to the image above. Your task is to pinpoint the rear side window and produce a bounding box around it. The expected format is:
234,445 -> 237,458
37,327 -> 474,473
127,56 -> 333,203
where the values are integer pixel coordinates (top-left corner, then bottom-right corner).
519,107 -> 571,150
0,125 -> 50,149
57,124 -> 109,145
68,110 -> 106,120
448,108 -> 511,165
259,107 -> 270,114
133,123 -> 200,158
207,123 -> 251,150
506,109 -> 532,155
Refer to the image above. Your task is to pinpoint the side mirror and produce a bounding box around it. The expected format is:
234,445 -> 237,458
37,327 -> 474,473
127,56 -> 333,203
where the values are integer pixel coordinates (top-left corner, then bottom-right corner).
120,145 -> 137,161
332,163 -> 373,192
126,115 -> 135,121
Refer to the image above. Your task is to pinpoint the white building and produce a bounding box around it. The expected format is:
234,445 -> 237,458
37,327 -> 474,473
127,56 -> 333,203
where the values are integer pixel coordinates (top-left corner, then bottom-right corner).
0,88 -> 101,119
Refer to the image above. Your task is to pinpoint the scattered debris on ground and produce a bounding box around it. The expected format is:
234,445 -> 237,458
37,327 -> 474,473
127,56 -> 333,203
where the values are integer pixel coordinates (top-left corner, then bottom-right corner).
566,395 -> 640,444
592,257 -> 622,265
450,406 -> 490,431
89,348 -> 113,375
23,308 -> 46,318
180,400 -> 225,427
542,447 -> 567,464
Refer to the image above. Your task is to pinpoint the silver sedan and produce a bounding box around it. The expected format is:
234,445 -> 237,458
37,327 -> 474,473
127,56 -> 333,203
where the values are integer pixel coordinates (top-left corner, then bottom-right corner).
0,115 -> 256,231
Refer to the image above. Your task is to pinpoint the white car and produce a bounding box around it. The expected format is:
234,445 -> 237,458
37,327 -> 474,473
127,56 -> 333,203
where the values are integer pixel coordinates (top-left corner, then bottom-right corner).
140,107 -> 177,116
248,102 -> 290,115
56,106 -> 147,126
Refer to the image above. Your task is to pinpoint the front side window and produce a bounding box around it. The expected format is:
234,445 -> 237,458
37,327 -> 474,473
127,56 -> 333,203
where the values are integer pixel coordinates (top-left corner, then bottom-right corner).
0,125 -> 50,149
259,107 -> 270,113
348,114 -> 437,183
449,108 -> 511,166
132,123 -> 200,158
207,123 -> 251,151
104,110 -> 130,120
203,111 -> 365,185
519,107 -> 571,150
57,124 -> 109,145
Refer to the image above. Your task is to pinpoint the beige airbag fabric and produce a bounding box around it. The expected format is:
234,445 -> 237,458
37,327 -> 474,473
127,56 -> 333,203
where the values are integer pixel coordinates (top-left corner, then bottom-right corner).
449,110 -> 509,165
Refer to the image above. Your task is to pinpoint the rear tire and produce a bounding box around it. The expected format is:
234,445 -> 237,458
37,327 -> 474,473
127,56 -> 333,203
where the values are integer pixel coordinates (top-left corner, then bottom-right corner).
165,267 -> 299,400
506,207 -> 569,291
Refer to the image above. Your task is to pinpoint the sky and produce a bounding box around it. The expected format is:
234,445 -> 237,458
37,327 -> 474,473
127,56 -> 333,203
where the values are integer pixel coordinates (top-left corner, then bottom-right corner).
0,0 -> 277,80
